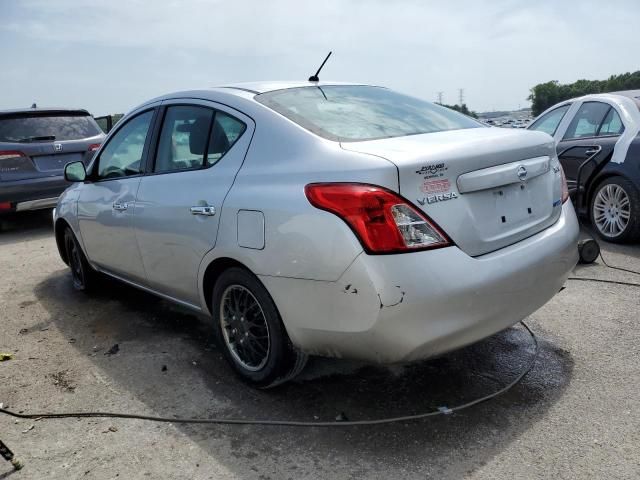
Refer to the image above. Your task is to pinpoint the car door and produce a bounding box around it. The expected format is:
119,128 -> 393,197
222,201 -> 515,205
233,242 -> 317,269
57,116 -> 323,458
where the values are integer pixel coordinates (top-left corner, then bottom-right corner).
133,100 -> 253,305
556,102 -> 625,206
77,108 -> 157,282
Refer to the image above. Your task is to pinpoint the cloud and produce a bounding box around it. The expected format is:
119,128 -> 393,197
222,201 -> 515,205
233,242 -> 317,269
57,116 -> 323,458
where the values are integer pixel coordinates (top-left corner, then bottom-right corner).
1,0 -> 639,113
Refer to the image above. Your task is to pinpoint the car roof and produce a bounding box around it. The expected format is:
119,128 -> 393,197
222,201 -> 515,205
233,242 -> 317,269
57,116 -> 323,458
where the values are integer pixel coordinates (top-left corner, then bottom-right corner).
607,90 -> 640,108
135,81 -> 378,111
0,107 -> 91,116
578,90 -> 640,109
219,81 -> 372,94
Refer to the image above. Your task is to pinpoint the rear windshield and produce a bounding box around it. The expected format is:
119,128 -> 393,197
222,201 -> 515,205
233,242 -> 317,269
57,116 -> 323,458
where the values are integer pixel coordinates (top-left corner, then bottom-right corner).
0,112 -> 101,142
255,85 -> 482,142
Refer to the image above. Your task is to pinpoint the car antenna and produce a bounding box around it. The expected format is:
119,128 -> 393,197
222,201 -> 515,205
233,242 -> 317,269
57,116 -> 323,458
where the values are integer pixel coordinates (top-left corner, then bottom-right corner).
308,51 -> 332,82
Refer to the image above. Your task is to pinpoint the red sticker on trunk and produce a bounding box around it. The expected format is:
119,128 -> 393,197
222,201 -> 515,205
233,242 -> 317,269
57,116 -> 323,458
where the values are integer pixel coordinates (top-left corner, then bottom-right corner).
420,179 -> 451,194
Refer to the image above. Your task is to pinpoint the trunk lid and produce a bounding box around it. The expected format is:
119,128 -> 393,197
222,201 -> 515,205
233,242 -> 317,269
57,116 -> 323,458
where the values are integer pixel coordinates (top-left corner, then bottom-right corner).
342,127 -> 563,256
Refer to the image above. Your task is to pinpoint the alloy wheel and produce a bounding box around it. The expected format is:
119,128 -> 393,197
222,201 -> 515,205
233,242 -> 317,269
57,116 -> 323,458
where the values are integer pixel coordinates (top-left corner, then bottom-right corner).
593,183 -> 630,238
219,285 -> 271,371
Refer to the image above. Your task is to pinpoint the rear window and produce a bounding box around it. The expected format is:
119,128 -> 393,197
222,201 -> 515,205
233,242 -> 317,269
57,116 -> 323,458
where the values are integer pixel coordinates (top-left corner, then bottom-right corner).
256,86 -> 481,142
0,112 -> 101,142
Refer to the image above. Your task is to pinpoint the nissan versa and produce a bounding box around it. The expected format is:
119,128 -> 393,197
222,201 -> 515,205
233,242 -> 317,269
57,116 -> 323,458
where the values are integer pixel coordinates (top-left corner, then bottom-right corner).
53,82 -> 580,387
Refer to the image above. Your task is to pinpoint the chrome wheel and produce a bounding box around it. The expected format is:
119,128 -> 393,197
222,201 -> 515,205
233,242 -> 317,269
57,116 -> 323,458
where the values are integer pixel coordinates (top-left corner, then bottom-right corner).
593,183 -> 630,238
219,285 -> 270,371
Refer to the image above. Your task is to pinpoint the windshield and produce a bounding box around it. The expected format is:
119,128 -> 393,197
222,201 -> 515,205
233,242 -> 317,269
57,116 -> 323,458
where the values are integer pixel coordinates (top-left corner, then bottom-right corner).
256,85 -> 482,142
0,112 -> 101,142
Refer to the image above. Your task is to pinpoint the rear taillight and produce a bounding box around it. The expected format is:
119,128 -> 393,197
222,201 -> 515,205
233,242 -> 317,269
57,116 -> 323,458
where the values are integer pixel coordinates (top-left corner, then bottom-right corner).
0,150 -> 26,162
0,202 -> 12,211
304,183 -> 451,254
559,164 -> 569,204
88,143 -> 101,152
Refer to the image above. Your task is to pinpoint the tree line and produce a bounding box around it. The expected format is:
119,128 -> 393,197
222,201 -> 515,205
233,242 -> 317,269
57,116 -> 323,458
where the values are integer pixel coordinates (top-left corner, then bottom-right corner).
528,71 -> 640,116
438,103 -> 478,118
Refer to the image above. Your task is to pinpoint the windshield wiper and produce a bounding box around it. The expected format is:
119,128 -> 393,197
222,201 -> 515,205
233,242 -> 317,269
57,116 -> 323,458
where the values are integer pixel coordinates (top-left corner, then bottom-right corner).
16,135 -> 56,143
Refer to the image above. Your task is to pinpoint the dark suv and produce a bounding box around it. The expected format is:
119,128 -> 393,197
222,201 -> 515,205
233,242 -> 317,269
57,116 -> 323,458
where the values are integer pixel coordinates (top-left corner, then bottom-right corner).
0,107 -> 105,216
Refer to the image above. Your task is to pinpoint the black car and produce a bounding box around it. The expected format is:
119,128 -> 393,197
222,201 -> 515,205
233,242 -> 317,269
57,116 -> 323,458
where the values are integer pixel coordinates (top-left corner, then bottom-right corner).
528,90 -> 640,243
0,107 -> 104,217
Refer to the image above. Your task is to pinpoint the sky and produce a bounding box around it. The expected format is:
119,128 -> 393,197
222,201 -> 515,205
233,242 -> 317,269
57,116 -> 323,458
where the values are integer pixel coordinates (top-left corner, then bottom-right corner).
1,0 -> 639,115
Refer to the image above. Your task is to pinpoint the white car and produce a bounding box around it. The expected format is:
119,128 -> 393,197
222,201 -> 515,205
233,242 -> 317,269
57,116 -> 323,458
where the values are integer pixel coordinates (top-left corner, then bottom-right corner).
55,82 -> 579,387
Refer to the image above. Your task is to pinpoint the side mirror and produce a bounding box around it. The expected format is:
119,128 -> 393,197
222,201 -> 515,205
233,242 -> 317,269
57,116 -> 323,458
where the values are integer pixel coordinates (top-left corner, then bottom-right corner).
64,161 -> 87,182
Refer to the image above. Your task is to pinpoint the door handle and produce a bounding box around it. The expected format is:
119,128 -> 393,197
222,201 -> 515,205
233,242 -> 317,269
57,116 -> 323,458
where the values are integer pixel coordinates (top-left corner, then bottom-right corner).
190,205 -> 216,216
584,148 -> 600,156
112,202 -> 129,211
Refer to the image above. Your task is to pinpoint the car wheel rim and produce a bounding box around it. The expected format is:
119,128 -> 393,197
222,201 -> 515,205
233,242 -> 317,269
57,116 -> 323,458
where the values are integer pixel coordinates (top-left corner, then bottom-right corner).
593,184 -> 630,238
219,285 -> 270,372
66,235 -> 84,289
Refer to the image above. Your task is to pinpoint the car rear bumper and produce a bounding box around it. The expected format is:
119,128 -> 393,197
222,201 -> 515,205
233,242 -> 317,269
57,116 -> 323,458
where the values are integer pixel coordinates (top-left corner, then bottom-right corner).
0,176 -> 68,212
260,201 -> 580,363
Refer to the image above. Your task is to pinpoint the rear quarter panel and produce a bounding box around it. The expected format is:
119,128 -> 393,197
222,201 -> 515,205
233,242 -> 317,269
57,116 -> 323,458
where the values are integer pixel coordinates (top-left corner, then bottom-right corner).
197,102 -> 399,311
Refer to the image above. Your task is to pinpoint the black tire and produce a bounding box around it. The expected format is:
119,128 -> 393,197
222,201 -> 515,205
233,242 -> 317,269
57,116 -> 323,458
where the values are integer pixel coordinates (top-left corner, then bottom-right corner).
590,176 -> 640,243
63,227 -> 98,291
212,267 -> 307,388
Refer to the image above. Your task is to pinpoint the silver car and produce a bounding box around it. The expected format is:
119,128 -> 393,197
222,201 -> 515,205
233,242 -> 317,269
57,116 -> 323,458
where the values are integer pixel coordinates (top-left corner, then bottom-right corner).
54,82 -> 579,387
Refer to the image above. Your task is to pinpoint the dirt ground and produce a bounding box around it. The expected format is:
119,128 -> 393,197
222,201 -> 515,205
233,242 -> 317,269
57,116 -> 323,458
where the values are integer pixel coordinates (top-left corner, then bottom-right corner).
1,211 -> 639,479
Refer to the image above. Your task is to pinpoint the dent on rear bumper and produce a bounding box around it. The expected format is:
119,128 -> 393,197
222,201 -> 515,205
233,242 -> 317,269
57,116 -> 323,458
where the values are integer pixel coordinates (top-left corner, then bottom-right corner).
260,202 -> 579,363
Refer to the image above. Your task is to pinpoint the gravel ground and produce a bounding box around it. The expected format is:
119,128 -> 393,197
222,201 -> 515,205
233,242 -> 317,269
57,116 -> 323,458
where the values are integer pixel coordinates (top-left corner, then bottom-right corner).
0,211 -> 639,479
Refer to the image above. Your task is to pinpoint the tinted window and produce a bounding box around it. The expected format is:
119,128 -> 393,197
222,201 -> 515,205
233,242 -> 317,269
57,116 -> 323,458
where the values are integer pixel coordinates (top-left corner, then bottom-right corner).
155,106 -> 214,172
0,113 -> 101,142
256,86 -> 481,142
207,111 -> 246,166
528,105 -> 570,135
97,111 -> 153,179
155,106 -> 246,172
598,108 -> 624,136
563,102 -> 610,140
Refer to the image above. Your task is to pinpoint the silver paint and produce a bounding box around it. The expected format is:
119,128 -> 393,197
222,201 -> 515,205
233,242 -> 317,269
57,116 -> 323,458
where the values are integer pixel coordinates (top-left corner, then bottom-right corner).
55,82 -> 579,364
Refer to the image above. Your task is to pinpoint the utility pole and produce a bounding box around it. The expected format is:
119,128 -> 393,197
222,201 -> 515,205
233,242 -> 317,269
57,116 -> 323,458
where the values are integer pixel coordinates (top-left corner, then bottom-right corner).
458,88 -> 465,106
436,91 -> 444,105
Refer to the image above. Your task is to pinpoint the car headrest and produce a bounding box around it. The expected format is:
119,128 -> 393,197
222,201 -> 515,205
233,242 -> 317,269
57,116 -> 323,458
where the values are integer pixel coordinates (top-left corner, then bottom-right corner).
209,119 -> 230,155
189,117 -> 210,155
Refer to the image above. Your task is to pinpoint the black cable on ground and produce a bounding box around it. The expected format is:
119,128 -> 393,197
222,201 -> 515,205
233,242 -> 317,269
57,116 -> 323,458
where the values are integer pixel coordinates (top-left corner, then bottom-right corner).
0,322 -> 539,428
597,251 -> 640,276
568,277 -> 640,287
569,239 -> 640,287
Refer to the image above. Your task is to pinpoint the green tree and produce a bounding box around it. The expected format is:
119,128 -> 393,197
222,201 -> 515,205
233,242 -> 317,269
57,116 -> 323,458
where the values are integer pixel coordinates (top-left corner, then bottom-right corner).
528,71 -> 640,116
439,103 -> 478,118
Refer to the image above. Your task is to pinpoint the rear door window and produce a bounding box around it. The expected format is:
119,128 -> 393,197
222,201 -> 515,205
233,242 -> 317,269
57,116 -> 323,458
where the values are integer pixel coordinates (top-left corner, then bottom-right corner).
207,111 -> 246,166
562,102 -> 611,140
0,113 -> 101,142
154,106 -> 247,173
528,105 -> 570,136
597,108 -> 624,136
155,106 -> 214,173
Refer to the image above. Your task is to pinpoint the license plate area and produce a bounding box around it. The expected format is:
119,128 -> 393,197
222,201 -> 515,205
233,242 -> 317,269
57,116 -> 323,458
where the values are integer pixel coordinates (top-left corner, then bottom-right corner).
33,153 -> 82,172
494,182 -> 535,226
462,172 -> 555,245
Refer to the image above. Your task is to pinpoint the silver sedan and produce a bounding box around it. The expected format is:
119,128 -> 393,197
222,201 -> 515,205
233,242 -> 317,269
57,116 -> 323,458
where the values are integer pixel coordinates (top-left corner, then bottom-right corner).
54,82 -> 579,387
